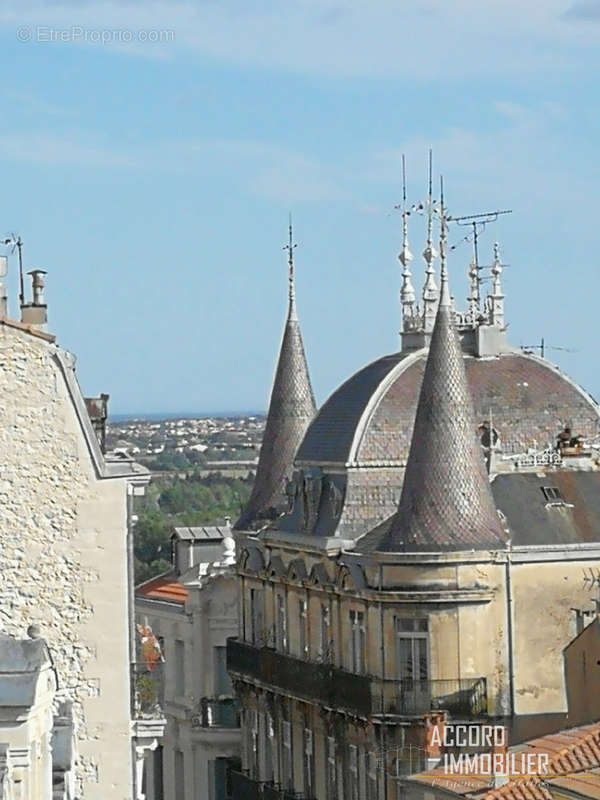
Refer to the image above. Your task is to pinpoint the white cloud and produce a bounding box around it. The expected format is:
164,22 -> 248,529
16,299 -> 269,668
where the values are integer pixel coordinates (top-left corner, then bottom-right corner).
0,129 -> 341,203
563,0 -> 600,20
1,0 -> 598,78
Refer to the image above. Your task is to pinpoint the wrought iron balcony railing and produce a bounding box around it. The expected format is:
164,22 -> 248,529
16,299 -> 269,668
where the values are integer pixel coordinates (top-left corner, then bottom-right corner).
227,639 -> 487,719
193,697 -> 240,728
230,770 -> 261,800
370,677 -> 487,717
227,639 -> 371,717
230,774 -> 313,800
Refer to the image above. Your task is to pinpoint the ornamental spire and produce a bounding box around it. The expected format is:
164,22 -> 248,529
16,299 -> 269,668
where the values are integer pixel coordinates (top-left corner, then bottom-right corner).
488,241 -> 505,328
284,214 -> 298,321
422,149 -> 439,333
438,176 -> 450,308
398,154 -> 416,327
377,181 -> 507,553
234,222 -> 316,531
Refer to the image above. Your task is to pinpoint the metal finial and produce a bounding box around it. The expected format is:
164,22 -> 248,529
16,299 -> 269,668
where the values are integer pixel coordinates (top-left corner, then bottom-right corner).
422,150 -> 439,332
422,149 -> 438,267
488,241 -> 505,327
439,176 -> 450,307
492,241 -> 501,271
397,155 -> 415,322
400,155 -> 411,259
283,214 -> 297,314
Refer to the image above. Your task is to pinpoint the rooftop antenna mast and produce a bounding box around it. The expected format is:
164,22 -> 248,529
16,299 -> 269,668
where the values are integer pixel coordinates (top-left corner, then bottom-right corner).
583,568 -> 600,615
448,210 -> 512,253
447,210 -> 511,321
2,235 -> 25,307
520,338 -> 576,359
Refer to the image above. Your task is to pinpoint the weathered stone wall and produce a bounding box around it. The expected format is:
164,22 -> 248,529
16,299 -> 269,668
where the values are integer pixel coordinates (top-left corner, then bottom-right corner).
0,325 -> 133,798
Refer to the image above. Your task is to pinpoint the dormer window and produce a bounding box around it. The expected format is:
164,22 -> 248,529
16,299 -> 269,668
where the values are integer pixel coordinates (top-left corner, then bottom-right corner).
541,486 -> 562,503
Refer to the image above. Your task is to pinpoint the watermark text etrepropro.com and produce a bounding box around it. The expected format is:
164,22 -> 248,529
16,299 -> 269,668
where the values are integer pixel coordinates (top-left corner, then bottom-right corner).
16,26 -> 175,44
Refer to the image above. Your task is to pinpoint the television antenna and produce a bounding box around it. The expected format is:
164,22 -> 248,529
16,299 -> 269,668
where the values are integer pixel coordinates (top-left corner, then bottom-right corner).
583,568 -> 600,613
520,338 -> 577,359
446,210 -> 512,313
2,234 -> 24,307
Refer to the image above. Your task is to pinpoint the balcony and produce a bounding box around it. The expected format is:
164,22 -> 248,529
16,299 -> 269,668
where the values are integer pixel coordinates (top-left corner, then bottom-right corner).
132,661 -> 165,718
227,639 -> 371,717
230,771 -> 261,800
193,697 -> 240,728
227,639 -> 487,719
230,774 -> 312,800
371,677 -> 487,717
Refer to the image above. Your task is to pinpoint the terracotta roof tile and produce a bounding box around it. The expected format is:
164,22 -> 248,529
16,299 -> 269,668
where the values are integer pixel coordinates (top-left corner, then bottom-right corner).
409,723 -> 600,800
135,572 -> 188,604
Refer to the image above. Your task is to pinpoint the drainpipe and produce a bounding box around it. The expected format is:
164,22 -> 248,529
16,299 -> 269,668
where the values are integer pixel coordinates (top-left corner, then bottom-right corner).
379,563 -> 388,800
505,541 -> 515,719
126,485 -> 139,799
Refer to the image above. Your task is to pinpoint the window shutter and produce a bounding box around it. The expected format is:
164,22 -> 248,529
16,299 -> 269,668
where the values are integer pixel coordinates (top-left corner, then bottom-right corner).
328,736 -> 336,763
305,728 -> 313,755
283,720 -> 291,749
349,744 -> 358,773
367,752 -> 377,779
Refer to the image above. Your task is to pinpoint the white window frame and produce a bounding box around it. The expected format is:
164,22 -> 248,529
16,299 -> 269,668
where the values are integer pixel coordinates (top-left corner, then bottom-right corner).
282,719 -> 293,789
348,744 -> 359,800
249,709 -> 259,779
265,712 -> 275,783
320,603 -> 331,660
303,727 -> 314,795
395,618 -> 429,681
299,599 -> 308,658
349,610 -> 366,673
327,736 -> 337,799
276,593 -> 288,652
367,751 -> 378,800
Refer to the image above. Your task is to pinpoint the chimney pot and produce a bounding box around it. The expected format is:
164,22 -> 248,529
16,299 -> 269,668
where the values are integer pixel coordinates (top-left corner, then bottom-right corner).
21,270 -> 48,329
28,269 -> 47,306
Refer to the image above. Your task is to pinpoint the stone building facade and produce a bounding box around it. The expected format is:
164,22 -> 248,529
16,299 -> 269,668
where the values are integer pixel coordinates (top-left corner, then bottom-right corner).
0,632 -> 62,799
136,527 -> 240,800
0,286 -> 157,797
228,210 -> 600,799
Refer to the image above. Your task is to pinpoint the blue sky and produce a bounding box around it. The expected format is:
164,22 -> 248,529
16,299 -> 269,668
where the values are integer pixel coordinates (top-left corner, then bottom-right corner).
0,0 -> 599,414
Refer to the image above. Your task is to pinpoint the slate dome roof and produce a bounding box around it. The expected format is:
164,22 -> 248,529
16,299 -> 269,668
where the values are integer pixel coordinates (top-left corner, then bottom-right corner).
285,345 -> 600,541
297,349 -> 600,468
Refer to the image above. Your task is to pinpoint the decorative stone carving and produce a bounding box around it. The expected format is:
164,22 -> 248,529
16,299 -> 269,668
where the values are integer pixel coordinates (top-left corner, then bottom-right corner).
301,468 -> 323,533
328,480 -> 343,519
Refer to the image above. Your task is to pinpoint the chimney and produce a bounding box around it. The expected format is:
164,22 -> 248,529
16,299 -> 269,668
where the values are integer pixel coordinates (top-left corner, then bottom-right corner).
84,394 -> 109,453
21,270 -> 48,330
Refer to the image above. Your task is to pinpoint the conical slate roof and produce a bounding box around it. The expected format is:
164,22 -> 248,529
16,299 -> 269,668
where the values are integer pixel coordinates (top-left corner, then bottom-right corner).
378,256 -> 507,553
235,284 -> 316,531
